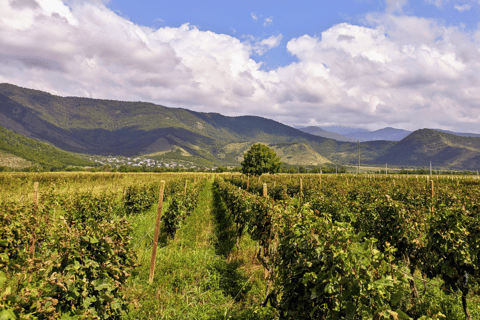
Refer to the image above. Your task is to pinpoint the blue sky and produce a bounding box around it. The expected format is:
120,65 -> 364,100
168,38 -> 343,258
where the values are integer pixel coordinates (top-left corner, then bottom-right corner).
106,0 -> 380,70
1,0 -> 480,132
106,0 -> 480,70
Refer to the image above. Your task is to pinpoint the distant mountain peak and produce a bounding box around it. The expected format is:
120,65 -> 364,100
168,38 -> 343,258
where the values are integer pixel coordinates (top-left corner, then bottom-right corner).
1,83 -> 480,170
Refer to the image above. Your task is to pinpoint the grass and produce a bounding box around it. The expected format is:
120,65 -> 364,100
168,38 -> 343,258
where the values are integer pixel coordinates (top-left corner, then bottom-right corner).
0,172 -> 199,201
122,177 -> 276,319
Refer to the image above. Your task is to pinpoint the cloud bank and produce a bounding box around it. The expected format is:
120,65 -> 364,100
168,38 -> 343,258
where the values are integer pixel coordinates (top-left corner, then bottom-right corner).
454,4 -> 471,12
1,0 -> 480,132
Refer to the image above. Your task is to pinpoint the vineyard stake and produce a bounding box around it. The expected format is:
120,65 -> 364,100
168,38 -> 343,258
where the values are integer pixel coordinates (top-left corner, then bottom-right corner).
358,139 -> 360,174
28,182 -> 40,256
299,178 -> 302,194
149,180 -> 165,284
33,182 -> 39,208
263,183 -> 267,197
431,180 -> 434,213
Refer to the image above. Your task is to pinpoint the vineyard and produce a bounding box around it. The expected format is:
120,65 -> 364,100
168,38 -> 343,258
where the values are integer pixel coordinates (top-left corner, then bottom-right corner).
1,172 -> 480,319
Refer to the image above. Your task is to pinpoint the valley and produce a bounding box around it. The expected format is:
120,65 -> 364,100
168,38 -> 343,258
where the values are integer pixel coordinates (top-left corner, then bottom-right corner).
1,83 -> 480,172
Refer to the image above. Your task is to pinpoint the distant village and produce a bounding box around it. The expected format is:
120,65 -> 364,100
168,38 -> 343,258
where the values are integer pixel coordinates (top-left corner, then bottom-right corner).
90,156 -> 214,171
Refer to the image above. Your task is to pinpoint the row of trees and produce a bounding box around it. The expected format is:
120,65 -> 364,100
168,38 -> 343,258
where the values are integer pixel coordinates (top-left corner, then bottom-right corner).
4,144 -> 475,175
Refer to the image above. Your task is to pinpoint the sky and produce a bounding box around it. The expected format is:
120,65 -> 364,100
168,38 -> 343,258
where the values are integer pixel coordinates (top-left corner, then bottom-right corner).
1,0 -> 480,132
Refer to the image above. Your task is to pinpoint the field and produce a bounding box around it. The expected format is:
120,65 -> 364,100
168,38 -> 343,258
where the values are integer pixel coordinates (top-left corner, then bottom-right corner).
1,172 -> 480,319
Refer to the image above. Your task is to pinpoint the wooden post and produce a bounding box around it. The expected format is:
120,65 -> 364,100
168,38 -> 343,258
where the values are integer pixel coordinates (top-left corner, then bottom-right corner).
29,182 -> 39,255
431,180 -> 434,213
299,178 -> 302,194
149,180 -> 165,284
263,183 -> 267,197
33,182 -> 39,208
358,139 -> 360,174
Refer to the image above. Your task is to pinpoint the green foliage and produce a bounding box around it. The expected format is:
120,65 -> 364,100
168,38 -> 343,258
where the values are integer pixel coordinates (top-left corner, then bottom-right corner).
0,126 -> 94,169
124,179 -> 275,319
217,174 -> 480,319
4,170 -> 480,318
65,192 -> 122,225
123,184 -> 158,215
161,180 -> 203,238
0,173 -> 205,319
0,200 -> 136,319
241,144 -> 282,176
215,166 -> 228,173
373,129 -> 480,169
276,205 -> 410,319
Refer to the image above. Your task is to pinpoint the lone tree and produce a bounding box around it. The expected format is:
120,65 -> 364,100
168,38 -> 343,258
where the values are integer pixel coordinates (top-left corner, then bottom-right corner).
241,144 -> 282,176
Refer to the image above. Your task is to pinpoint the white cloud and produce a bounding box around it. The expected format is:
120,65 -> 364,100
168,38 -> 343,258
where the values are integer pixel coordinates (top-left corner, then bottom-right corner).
250,12 -> 257,21
385,0 -> 408,13
425,0 -> 449,9
264,16 -> 273,27
454,4 -> 471,11
1,0 -> 480,132
250,34 -> 283,55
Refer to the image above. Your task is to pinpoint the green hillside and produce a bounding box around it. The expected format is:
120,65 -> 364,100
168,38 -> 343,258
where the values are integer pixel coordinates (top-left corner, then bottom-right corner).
0,126 -> 94,169
1,83 -> 480,170
367,129 -> 480,170
0,83 -> 391,166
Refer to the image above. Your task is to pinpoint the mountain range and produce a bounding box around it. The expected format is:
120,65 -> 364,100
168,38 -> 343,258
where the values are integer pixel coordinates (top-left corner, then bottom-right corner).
298,126 -> 480,142
1,83 -> 480,170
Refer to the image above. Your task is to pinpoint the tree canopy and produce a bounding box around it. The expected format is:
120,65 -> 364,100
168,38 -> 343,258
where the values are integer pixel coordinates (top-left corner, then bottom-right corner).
241,144 -> 282,176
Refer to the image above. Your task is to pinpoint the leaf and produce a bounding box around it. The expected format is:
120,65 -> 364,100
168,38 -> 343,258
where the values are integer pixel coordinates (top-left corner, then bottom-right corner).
60,313 -> 79,320
93,279 -> 111,291
395,309 -> 412,320
0,271 -> 6,287
0,310 -> 16,320
390,290 -> 404,305
3,286 -> 11,296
